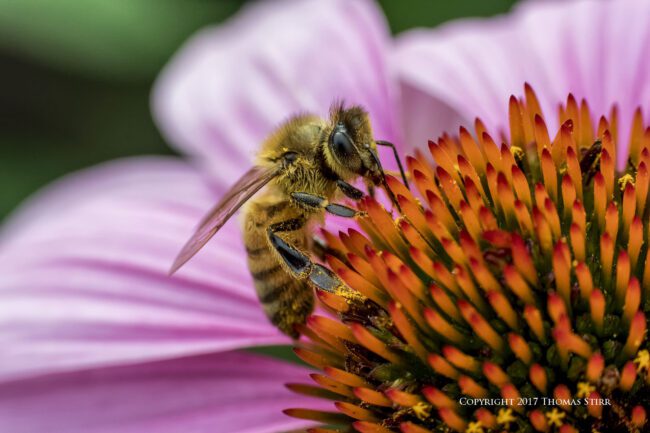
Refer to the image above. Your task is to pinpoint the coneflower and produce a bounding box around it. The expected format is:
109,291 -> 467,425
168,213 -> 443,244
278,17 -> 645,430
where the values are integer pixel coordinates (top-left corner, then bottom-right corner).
285,86 -> 649,433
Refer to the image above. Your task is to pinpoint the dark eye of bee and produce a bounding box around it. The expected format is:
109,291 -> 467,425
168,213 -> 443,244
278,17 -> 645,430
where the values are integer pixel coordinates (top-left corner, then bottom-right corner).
330,124 -> 355,157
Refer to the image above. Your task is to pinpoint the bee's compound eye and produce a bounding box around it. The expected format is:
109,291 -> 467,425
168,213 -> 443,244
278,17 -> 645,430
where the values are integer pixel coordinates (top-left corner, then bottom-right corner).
330,130 -> 355,158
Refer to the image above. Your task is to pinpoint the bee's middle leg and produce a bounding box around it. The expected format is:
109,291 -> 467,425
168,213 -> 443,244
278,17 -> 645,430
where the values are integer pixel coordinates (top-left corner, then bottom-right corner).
267,218 -> 345,294
290,192 -> 362,218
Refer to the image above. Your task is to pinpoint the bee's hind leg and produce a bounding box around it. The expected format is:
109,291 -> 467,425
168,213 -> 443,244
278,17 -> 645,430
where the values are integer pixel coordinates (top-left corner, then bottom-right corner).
267,219 -> 348,294
267,218 -> 312,278
290,192 -> 363,218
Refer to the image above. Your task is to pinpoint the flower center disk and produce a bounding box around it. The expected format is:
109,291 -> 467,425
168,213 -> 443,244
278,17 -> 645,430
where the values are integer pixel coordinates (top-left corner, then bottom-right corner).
285,86 -> 650,433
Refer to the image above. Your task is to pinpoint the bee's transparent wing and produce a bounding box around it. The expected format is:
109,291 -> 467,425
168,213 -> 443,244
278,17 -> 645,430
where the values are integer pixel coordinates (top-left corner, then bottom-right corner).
169,165 -> 279,274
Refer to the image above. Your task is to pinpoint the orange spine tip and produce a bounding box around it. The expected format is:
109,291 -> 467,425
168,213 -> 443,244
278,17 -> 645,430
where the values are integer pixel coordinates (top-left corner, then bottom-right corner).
579,99 -> 594,147
571,200 -> 586,234
529,364 -> 547,393
458,375 -> 489,398
432,261 -> 462,297
353,387 -> 392,407
574,262 -> 593,301
631,405 -> 647,427
547,293 -> 568,324
500,144 -> 517,183
503,265 -> 536,304
310,373 -> 355,398
623,277 -> 641,325
501,384 -> 523,413
350,323 -> 402,364
585,353 -> 604,383
509,96 -> 526,148
459,200 -> 482,240
388,302 -> 428,361
561,175 -> 576,220
497,172 -> 516,220
593,173 -> 607,231
468,312 -> 504,352
399,422 -> 434,433
553,384 -> 572,411
622,182 -> 636,235
430,284 -> 462,322
438,407 -> 468,433
315,289 -> 350,313
623,311 -> 646,358
629,108 -> 644,164
532,207 -> 553,254
567,333 -> 593,359
508,332 -> 533,364
512,165 -> 532,208
512,235 -> 538,285
529,409 -> 549,432
335,402 -> 378,421
552,243 -> 572,308
534,114 -> 552,157
475,407 -> 497,428
600,233 -> 614,285
427,354 -> 460,380
601,149 -> 615,199
469,257 -> 502,293
442,345 -> 481,373
323,366 -> 367,388
459,126 -> 486,174
478,206 -> 498,231
351,421 -> 393,433
487,291 -> 518,329
543,198 -> 561,240
586,391 -> 603,419
384,388 -> 423,407
540,149 -> 558,202
422,386 -> 457,410
512,199 -> 535,237
429,141 -> 460,184
619,361 -> 637,391
483,361 -> 510,387
423,308 -> 465,344
559,425 -> 578,433
436,166 -> 463,211
523,305 -> 546,342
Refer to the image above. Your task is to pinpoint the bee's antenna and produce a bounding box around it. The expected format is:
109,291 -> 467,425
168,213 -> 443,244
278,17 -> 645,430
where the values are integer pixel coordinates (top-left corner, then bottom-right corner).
366,144 -> 403,213
375,140 -> 409,189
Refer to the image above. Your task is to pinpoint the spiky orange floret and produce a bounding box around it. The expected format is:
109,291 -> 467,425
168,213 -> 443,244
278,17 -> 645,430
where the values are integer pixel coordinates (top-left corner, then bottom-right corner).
286,85 -> 649,433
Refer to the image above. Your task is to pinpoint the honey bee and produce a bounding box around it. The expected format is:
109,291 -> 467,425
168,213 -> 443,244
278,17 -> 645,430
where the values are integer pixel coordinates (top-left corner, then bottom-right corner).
170,102 -> 408,337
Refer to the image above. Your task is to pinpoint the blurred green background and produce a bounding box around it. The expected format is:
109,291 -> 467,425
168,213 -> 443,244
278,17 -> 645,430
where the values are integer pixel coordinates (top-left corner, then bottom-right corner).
0,0 -> 518,220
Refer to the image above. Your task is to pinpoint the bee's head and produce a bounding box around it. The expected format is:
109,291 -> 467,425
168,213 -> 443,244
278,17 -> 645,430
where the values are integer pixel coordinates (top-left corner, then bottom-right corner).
326,103 -> 383,184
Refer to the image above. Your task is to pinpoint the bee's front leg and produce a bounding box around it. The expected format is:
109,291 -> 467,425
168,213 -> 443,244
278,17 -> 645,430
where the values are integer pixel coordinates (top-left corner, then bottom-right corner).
290,192 -> 362,218
336,179 -> 365,200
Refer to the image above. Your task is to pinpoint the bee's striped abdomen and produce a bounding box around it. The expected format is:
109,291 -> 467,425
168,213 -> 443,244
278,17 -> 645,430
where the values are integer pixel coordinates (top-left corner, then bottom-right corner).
242,198 -> 314,338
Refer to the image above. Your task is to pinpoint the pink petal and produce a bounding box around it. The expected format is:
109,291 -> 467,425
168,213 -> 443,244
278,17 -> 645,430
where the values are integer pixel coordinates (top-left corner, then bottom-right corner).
152,0 -> 401,189
0,157 -> 287,382
0,351 -> 327,433
395,0 -> 650,163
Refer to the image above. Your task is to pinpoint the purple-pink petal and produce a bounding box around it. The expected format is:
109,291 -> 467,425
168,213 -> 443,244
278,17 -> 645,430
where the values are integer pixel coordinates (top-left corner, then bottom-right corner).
0,351 -> 326,433
152,0 -> 401,190
395,0 -> 650,164
0,157 -> 287,382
